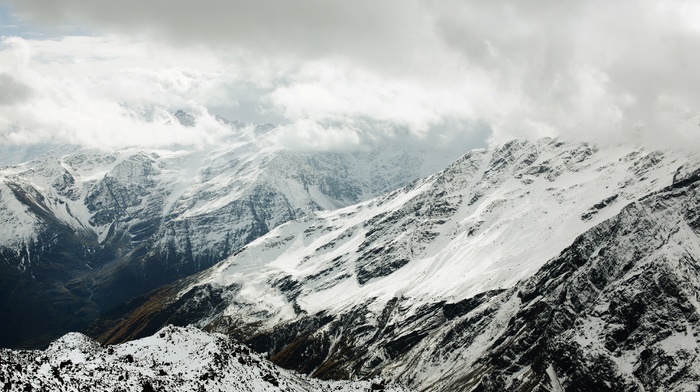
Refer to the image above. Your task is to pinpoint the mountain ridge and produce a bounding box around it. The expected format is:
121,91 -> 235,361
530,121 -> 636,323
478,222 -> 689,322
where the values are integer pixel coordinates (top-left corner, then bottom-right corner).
0,324 -> 411,392
87,138 -> 700,391
0,117 -> 462,349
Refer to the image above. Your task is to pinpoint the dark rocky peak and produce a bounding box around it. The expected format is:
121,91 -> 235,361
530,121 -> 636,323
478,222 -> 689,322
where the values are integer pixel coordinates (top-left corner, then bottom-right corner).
62,151 -> 118,172
430,148 -> 488,190
673,161 -> 700,187
479,138 -> 602,184
485,139 -> 537,177
173,110 -> 196,127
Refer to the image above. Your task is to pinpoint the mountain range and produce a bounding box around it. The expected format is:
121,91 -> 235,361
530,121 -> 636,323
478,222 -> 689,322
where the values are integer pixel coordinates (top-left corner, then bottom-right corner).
2,134 -> 700,391
89,138 -> 700,391
0,115 -> 461,348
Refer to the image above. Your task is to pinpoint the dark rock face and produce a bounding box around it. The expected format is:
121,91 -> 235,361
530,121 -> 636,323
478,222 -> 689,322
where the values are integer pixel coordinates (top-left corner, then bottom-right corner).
173,110 -> 196,127
581,194 -> 619,221
354,151 -> 480,285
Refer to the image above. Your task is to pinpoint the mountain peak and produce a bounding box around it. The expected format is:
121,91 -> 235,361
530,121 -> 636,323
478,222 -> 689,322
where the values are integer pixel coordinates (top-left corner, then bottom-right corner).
173,110 -> 196,127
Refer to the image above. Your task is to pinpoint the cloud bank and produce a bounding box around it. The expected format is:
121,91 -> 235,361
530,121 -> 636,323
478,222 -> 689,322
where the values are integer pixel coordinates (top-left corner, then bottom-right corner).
0,35 -> 239,147
1,0 -> 700,151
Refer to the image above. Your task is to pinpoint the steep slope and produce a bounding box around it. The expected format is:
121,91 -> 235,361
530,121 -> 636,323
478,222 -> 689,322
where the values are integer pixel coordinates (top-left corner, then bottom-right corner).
0,325 -> 410,392
379,162 -> 700,391
92,138 -> 700,391
0,119 -> 458,349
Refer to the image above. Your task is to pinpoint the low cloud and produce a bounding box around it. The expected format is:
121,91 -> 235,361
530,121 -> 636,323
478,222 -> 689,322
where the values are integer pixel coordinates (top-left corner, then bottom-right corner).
4,0 -> 432,69
2,0 -> 700,151
0,73 -> 33,105
423,0 -> 700,150
0,36 -> 236,148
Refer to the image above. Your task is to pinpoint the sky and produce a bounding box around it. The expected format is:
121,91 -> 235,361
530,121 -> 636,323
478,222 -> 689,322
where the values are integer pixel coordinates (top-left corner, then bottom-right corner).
0,0 -> 699,151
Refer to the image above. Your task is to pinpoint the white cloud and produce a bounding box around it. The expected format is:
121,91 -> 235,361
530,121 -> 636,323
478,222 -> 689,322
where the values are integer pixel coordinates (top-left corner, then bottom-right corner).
3,0 -> 431,68
268,60 -> 480,132
2,0 -> 700,151
0,72 -> 32,105
426,0 -> 700,149
0,35 -> 244,148
273,119 -> 365,152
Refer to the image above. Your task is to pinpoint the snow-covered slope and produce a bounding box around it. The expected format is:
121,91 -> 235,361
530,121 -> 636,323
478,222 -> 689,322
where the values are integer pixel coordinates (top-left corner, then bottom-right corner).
108,139 -> 695,326
0,116 -> 459,349
0,325 -> 410,392
372,164 -> 700,391
0,135 -> 445,270
93,138 -> 700,391
445,169 -> 700,391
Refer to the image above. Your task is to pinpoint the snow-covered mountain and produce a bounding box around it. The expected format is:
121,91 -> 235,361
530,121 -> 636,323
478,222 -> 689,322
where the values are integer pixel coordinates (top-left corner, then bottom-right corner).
0,324 -> 410,392
91,138 -> 700,391
0,116 -> 461,348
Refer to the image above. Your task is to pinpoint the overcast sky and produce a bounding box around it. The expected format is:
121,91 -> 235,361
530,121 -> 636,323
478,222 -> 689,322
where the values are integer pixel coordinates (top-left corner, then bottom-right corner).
0,0 -> 699,151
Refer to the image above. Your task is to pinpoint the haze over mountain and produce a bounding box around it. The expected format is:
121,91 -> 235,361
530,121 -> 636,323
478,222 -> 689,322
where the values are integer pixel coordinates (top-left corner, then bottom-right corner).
0,114 -> 463,348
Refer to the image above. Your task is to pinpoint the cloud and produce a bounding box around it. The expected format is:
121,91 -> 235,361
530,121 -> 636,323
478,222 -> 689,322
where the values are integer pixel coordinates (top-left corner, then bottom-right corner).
430,0 -> 700,149
0,35 -> 237,148
268,59 -> 478,132
273,119 -> 365,152
4,0 -> 434,68
2,0 -> 700,151
0,73 -> 32,105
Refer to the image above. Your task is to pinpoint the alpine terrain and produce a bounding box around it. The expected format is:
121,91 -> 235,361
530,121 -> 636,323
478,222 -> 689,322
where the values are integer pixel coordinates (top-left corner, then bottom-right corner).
0,113 -> 460,349
0,325 -> 410,392
2,0 -> 698,390
84,138 -> 700,391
